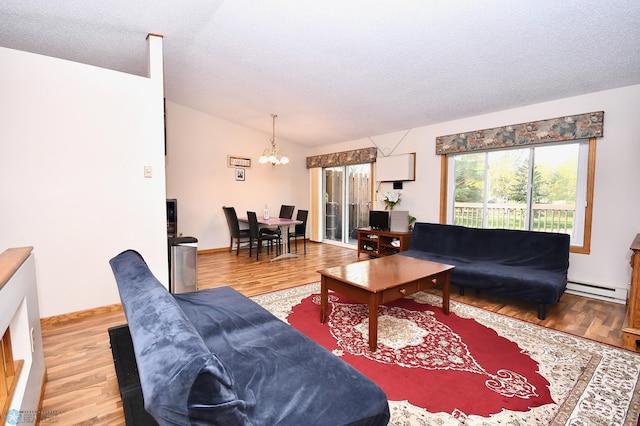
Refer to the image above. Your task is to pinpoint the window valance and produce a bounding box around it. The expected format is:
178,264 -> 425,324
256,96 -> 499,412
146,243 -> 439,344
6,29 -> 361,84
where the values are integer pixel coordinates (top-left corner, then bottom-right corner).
306,147 -> 377,168
435,111 -> 604,155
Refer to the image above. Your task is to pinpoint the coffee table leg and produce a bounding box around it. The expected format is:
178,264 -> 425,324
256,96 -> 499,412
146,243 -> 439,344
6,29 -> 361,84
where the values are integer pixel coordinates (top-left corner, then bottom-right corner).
320,277 -> 328,323
442,271 -> 450,315
368,293 -> 379,351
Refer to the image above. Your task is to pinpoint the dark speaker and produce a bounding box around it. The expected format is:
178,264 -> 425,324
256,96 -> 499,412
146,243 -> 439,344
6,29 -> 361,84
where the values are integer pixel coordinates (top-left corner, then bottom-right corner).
166,199 -> 177,238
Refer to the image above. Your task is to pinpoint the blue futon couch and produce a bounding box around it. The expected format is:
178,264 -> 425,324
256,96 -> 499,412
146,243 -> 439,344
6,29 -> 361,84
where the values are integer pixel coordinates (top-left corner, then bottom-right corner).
400,222 -> 570,319
109,250 -> 390,426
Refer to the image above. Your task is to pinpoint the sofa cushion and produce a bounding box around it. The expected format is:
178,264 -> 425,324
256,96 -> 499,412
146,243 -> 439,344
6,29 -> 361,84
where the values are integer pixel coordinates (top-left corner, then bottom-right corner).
109,250 -> 250,425
401,222 -> 570,306
403,249 -> 567,303
409,222 -> 570,273
174,286 -> 391,426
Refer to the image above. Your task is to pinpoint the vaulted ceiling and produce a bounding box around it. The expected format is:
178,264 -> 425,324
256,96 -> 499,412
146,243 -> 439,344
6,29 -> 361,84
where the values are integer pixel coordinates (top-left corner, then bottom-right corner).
1,1 -> 639,146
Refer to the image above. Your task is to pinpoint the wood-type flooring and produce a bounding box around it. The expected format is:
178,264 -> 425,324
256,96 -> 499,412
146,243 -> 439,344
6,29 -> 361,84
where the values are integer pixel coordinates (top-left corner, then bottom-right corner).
39,241 -> 629,424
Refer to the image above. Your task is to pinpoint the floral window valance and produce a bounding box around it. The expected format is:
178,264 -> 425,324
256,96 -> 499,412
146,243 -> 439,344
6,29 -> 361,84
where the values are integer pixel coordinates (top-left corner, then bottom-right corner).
435,111 -> 604,155
306,147 -> 377,168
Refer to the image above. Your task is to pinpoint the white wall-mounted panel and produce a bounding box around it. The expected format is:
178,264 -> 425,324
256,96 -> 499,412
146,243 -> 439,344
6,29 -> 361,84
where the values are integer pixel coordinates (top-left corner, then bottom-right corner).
376,153 -> 415,181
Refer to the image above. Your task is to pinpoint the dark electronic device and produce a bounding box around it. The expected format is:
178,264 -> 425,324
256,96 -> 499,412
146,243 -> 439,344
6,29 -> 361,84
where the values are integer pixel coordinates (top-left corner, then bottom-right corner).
369,210 -> 389,231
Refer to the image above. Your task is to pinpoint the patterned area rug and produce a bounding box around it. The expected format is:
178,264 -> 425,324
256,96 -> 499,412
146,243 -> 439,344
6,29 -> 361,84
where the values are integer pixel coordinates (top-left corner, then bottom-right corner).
252,283 -> 640,425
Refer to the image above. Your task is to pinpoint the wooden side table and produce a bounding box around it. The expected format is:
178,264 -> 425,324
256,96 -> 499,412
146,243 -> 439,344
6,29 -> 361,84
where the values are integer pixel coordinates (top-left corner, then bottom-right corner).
622,234 -> 640,351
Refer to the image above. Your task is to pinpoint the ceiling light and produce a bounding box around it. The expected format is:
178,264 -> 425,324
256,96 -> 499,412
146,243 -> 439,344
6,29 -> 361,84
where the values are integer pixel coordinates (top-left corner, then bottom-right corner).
259,114 -> 289,166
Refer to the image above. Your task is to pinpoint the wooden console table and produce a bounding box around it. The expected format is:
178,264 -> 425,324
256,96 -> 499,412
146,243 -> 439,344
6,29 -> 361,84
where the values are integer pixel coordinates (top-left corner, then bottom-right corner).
357,228 -> 412,258
622,234 -> 640,351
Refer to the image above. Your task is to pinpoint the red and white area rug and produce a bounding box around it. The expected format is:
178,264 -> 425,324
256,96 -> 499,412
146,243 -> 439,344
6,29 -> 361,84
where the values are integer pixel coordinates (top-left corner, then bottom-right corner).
252,283 -> 640,425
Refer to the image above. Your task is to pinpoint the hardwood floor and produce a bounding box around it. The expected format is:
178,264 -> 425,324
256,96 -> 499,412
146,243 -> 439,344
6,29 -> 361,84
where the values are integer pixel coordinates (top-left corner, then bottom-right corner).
39,241 -> 628,425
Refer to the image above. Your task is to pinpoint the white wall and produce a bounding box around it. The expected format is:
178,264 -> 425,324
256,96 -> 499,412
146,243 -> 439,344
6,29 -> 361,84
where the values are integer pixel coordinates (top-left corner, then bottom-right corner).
0,44 -> 168,318
165,102 -> 309,250
310,85 -> 640,291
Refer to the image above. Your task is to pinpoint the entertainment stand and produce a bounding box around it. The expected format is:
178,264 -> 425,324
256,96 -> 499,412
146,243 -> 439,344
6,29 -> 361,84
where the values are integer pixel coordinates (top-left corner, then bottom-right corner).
357,228 -> 412,258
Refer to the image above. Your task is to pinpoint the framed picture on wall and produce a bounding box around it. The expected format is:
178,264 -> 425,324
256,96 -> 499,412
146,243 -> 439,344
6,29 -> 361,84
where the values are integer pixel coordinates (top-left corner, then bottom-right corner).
228,155 -> 251,168
235,168 -> 245,181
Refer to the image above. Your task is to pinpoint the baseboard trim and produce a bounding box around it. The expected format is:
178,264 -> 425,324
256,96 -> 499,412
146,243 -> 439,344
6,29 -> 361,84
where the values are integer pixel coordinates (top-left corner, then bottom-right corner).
198,247 -> 228,255
40,303 -> 123,328
197,241 -> 311,256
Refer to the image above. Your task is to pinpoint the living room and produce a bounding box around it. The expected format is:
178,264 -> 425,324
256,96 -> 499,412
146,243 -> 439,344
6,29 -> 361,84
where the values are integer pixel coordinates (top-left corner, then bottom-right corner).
1,7 -> 638,322
4,58 -> 640,318
1,2 -> 640,424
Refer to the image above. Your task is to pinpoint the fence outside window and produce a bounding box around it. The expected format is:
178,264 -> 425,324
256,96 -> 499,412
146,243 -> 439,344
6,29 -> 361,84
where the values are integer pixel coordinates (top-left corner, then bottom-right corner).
453,202 -> 575,235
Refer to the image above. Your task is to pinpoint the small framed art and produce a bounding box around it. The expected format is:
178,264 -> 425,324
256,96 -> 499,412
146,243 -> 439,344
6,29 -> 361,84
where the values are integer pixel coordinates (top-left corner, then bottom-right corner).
228,155 -> 251,168
235,168 -> 245,181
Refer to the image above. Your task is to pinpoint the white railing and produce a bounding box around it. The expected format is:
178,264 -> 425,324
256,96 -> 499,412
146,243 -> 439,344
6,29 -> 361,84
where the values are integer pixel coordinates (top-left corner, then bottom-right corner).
454,203 -> 575,234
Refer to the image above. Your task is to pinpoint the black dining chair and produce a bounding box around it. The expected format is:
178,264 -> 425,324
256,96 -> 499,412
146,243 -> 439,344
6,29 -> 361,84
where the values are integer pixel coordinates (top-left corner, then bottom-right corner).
262,204 -> 295,248
247,211 -> 280,261
288,209 -> 309,254
279,205 -> 295,220
222,206 -> 250,255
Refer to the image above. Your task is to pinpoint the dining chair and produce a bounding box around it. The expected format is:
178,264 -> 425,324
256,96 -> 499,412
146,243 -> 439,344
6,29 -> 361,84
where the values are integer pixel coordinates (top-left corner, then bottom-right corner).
262,204 -> 295,249
279,205 -> 295,219
287,209 -> 309,254
247,211 -> 280,260
222,206 -> 250,255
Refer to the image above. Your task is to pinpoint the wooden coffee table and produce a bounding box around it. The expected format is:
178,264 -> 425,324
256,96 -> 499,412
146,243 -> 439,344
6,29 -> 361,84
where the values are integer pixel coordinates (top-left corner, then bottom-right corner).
318,255 -> 454,351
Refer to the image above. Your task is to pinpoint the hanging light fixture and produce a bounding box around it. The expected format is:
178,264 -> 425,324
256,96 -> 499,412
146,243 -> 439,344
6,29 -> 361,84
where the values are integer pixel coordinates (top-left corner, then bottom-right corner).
258,113 -> 289,166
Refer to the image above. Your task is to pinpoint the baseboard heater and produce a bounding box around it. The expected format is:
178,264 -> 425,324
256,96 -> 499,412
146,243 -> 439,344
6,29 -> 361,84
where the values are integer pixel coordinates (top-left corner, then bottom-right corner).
566,280 -> 628,304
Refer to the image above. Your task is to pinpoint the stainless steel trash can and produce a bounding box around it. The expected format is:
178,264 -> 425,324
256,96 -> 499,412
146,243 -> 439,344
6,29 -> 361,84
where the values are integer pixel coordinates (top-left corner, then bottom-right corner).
168,236 -> 198,293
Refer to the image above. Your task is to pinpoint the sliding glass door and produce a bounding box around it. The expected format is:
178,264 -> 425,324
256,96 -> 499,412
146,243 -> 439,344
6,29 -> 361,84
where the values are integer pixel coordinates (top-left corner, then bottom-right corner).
323,163 -> 372,245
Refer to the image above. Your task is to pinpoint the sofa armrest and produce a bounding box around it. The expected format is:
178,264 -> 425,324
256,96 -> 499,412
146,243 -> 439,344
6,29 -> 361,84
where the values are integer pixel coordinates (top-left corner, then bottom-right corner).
109,250 -> 250,425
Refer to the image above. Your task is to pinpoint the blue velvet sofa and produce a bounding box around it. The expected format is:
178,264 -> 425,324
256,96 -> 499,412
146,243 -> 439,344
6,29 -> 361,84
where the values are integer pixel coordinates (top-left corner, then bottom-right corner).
109,249 -> 390,426
399,222 -> 570,319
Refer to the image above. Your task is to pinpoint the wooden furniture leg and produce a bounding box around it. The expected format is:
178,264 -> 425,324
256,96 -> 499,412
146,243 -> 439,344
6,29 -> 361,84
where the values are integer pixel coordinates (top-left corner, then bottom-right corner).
368,293 -> 379,351
320,278 -> 328,323
442,270 -> 450,315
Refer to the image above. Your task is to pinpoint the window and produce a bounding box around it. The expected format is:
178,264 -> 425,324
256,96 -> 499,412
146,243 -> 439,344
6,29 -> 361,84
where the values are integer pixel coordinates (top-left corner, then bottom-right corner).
323,163 -> 372,245
307,147 -> 377,245
442,138 -> 595,253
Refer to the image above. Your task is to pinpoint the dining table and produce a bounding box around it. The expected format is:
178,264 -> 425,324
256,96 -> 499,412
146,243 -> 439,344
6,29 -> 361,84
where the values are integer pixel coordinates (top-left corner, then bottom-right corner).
238,216 -> 303,262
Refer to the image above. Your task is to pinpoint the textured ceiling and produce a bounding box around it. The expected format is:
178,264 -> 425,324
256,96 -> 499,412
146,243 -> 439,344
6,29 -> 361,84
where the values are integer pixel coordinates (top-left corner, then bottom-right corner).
1,0 -> 639,146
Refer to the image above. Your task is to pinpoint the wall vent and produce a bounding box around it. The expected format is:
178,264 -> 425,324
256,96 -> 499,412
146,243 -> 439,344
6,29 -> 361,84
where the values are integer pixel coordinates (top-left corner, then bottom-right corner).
565,281 -> 627,304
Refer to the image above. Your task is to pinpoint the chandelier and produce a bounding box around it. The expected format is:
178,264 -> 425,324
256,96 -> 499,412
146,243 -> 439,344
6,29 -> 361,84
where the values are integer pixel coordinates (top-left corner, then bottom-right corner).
258,114 -> 289,166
